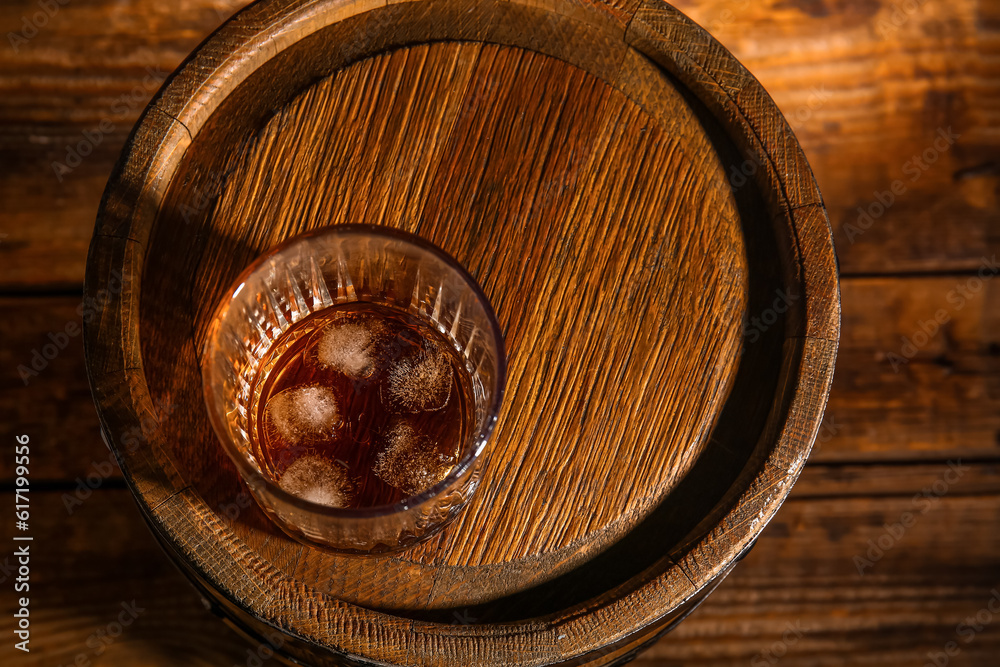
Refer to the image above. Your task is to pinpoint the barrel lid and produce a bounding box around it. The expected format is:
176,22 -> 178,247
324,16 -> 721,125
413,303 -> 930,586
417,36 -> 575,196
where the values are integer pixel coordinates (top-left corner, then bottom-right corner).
84,0 -> 839,664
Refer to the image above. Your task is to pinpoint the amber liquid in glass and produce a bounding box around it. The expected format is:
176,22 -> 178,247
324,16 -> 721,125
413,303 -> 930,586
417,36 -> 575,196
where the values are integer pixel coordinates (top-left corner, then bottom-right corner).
248,302 -> 474,508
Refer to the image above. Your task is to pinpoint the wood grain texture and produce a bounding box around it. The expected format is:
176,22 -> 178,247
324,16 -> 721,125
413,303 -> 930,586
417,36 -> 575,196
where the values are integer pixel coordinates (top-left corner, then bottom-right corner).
0,296 -> 111,482
85,2 -> 839,665
8,273 -> 997,483
137,39 -> 746,610
76,0 -> 835,664
671,0 -> 1000,276
1,0 -> 995,285
1,0 -> 997,665
0,490 -> 254,667
817,275 -> 1000,463
6,465 -> 1000,666
0,0 -> 245,289
627,1 -> 840,343
637,464 -> 1000,665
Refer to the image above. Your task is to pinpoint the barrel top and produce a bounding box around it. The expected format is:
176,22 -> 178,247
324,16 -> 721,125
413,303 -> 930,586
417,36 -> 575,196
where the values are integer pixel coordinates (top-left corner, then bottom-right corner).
84,0 -> 839,663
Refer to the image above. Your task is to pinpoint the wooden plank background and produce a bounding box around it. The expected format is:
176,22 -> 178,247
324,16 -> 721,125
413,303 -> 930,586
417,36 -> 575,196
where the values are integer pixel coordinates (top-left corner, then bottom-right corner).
1,0 -> 998,664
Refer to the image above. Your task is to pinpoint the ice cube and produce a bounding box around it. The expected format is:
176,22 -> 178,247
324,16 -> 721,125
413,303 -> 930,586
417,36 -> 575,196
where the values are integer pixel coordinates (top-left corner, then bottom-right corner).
278,455 -> 352,507
373,420 -> 456,495
316,319 -> 382,379
382,339 -> 453,412
266,384 -> 341,443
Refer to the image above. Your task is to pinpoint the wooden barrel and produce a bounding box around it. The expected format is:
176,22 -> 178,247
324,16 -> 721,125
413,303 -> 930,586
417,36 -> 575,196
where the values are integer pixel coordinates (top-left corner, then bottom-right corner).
83,0 -> 840,663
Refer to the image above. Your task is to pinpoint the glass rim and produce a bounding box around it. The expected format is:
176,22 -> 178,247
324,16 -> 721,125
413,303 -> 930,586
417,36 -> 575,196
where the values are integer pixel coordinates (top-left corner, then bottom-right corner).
202,223 -> 507,519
